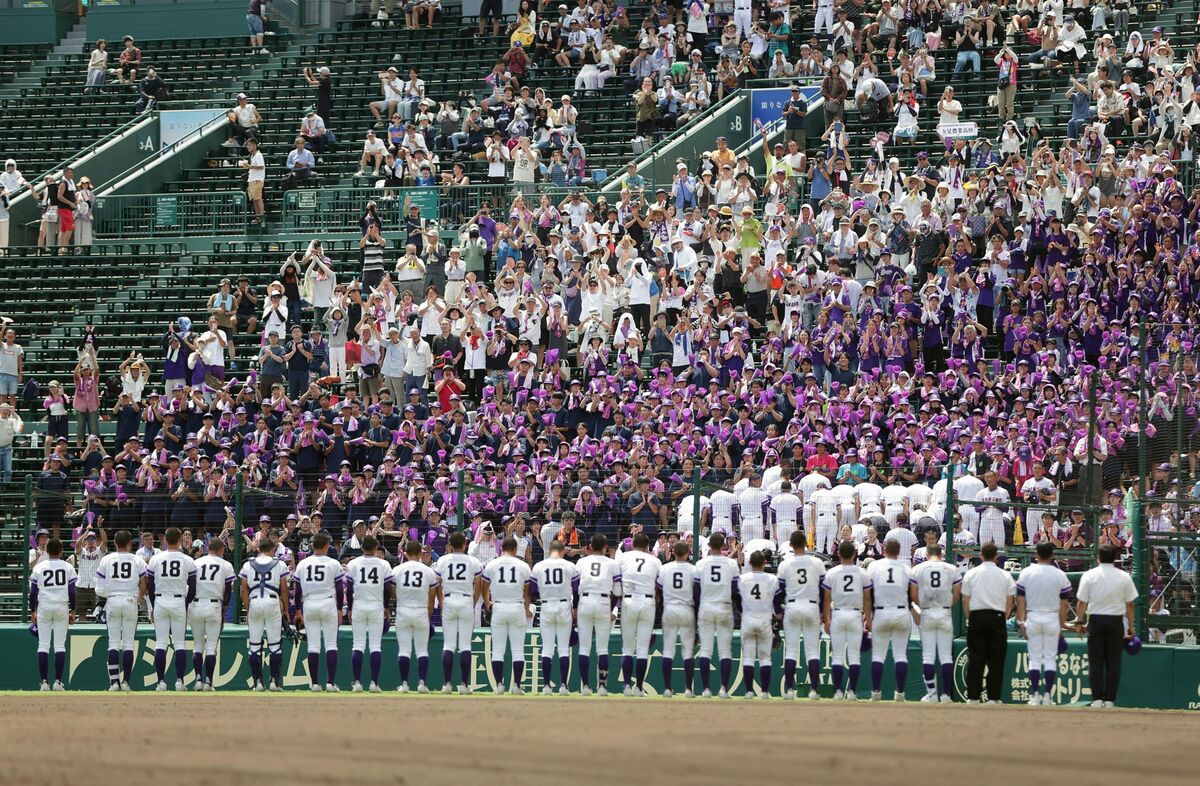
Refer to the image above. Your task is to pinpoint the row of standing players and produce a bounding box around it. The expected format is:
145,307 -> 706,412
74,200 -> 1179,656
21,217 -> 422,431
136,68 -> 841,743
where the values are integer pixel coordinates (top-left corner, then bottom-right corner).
28,527 -> 1100,704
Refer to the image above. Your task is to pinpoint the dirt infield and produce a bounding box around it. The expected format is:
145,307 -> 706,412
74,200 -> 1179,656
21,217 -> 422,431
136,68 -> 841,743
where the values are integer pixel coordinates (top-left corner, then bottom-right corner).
0,694 -> 1193,786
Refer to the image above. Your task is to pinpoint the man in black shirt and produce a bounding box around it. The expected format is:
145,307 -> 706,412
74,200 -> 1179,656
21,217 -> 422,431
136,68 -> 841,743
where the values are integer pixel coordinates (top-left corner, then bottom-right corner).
135,68 -> 167,114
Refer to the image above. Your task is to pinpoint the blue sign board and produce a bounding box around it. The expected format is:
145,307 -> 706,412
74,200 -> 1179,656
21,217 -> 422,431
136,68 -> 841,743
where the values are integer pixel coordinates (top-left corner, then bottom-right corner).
750,86 -> 821,132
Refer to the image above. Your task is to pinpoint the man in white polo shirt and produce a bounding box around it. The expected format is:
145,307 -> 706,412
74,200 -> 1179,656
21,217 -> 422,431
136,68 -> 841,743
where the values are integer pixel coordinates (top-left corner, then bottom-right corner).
1075,544 -> 1138,708
961,542 -> 1015,703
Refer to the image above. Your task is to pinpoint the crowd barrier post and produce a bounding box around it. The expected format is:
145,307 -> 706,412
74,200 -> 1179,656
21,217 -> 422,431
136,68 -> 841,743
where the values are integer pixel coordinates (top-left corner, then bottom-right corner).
21,474 -> 32,624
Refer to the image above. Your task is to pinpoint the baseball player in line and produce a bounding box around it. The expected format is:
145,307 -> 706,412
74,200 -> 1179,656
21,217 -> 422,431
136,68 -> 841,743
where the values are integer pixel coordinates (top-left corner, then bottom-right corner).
94,530 -> 147,691
657,541 -> 696,697
345,535 -> 393,692
191,539 -> 235,691
617,532 -> 659,696
434,531 -> 483,694
30,538 -> 78,691
1016,542 -> 1071,706
294,532 -> 346,691
822,540 -> 871,700
867,540 -> 913,701
481,536 -> 534,694
737,550 -> 782,699
239,537 -> 290,691
910,543 -> 960,702
777,531 -> 825,699
392,540 -> 440,693
695,532 -> 738,698
531,540 -> 578,695
147,528 -> 197,691
575,534 -> 620,696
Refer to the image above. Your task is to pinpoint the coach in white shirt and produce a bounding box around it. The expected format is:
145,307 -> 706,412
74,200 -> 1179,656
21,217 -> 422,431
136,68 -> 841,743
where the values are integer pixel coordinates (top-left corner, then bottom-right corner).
1075,544 -> 1138,707
961,542 -> 1015,703
401,327 -> 433,405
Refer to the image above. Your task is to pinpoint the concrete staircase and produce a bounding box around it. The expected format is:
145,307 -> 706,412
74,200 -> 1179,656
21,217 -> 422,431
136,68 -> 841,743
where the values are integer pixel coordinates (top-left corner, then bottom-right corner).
0,17 -> 87,104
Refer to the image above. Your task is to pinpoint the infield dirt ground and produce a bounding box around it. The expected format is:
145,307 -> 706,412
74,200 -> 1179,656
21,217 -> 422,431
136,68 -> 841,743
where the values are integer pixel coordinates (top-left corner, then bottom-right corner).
0,694 -> 1193,786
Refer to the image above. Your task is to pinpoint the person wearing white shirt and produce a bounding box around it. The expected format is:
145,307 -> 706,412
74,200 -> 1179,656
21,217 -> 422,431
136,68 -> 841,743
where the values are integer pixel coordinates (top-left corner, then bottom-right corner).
481,536 -> 535,695
1074,544 -> 1138,707
657,541 -> 697,697
95,530 -> 147,691
531,541 -> 578,695
777,532 -> 826,699
401,326 -> 433,403
1016,542 -> 1072,706
695,532 -> 739,698
961,542 -> 1015,703
391,540 -> 440,693
974,471 -> 1011,546
910,543 -> 960,702
737,551 -> 782,698
737,476 -> 770,542
822,540 -> 871,700
616,532 -> 660,696
345,536 -> 394,692
29,537 -> 78,690
574,534 -> 620,696
809,486 -> 841,554
371,67 -> 404,124
243,138 -> 266,224
769,482 -> 803,545
434,531 -> 483,694
866,540 -> 913,701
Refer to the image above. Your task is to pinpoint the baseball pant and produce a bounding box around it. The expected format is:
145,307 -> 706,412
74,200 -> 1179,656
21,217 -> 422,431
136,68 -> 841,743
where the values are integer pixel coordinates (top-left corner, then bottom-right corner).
961,509 -> 981,540
697,603 -> 734,660
577,597 -> 613,658
815,514 -> 838,554
919,609 -> 953,664
871,609 -> 912,663
711,518 -> 733,537
105,594 -> 139,651
979,519 -> 1006,547
442,595 -> 474,653
351,605 -> 384,652
190,599 -> 224,656
741,615 -> 773,664
539,599 -> 573,659
734,8 -> 753,39
814,5 -> 834,36
328,346 -> 347,379
489,601 -> 527,664
620,597 -> 655,659
1025,611 -> 1061,673
303,598 -> 340,653
829,608 -> 864,667
37,604 -> 69,653
740,519 -> 765,543
248,599 -> 282,648
774,521 -> 799,546
153,599 -> 188,649
783,600 -> 822,663
966,609 -> 1007,701
395,606 -> 431,658
661,604 -> 696,659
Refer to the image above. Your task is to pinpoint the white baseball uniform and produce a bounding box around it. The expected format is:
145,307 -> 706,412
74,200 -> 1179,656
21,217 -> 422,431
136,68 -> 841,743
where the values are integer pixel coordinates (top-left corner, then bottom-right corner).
975,485 -> 1010,546
435,552 -> 482,654
31,557 -> 77,654
880,484 -> 910,526
95,551 -> 146,652
191,554 -> 235,657
867,557 -> 913,665
575,554 -> 621,662
346,554 -> 392,653
239,555 -> 289,649
694,554 -> 738,661
823,563 -> 870,667
294,553 -> 344,654
392,559 -> 439,661
778,552 -> 825,664
657,560 -> 696,662
707,489 -> 738,534
884,527 -> 919,566
617,550 -> 659,660
809,487 -> 841,554
1016,562 -> 1071,674
911,558 -> 960,667
148,550 -> 197,651
482,555 -> 533,670
532,556 -> 578,661
738,570 -> 781,665
769,492 -> 803,544
737,486 -> 770,542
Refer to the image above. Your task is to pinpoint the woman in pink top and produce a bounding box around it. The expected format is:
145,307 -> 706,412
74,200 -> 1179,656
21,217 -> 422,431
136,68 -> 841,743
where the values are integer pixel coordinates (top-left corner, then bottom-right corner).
73,355 -> 101,448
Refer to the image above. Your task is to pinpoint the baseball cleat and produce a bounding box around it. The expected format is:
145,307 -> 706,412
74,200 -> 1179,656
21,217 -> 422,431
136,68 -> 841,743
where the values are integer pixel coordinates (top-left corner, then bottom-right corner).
870,691 -> 882,702
326,683 -> 339,692
743,691 -> 755,700
52,681 -> 65,692
351,681 -> 363,693
442,685 -> 453,695
156,681 -> 168,692
597,686 -> 608,697
39,681 -> 50,692
894,693 -> 906,702
833,690 -> 844,701
397,683 -> 409,694
543,685 -> 554,696
192,682 -> 204,691
846,692 -> 858,702
808,690 -> 820,700
1089,700 -> 1104,708
495,685 -> 507,696
581,686 -> 592,696
311,684 -> 323,692
921,692 -> 937,703
418,682 -> 429,694
939,694 -> 953,704
684,689 -> 695,698
701,689 -> 712,698
987,700 -> 1002,705
663,689 -> 673,698
718,688 -> 730,700
1103,701 -> 1115,708
761,690 -> 769,700
782,690 -> 794,700
458,685 -> 471,695
109,683 -> 121,692
269,683 -> 282,692
966,699 -> 980,704
368,682 -> 381,693
558,685 -> 569,696
175,680 -> 185,692
121,682 -> 132,693
1027,695 -> 1041,706
633,687 -> 645,697
511,685 -> 524,696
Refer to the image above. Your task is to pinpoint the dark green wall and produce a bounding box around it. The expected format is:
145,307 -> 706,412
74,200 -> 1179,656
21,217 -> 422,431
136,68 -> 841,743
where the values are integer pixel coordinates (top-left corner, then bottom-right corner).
86,0 -> 252,41
0,7 -> 74,44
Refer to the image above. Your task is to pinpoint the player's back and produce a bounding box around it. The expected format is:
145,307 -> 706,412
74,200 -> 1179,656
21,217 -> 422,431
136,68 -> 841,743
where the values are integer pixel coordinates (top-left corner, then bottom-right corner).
193,554 -> 235,601
294,554 -> 342,601
912,560 -> 959,608
435,552 -> 482,598
867,557 -> 911,607
576,554 -> 620,595
97,552 -> 146,597
770,493 -> 801,521
657,560 -> 696,607
1016,562 -> 1071,612
346,555 -> 392,607
616,550 -> 659,597
823,563 -> 868,610
31,558 -> 77,605
482,554 -> 532,602
777,553 -> 825,603
694,555 -> 738,606
240,554 -> 289,601
738,570 -> 780,618
148,550 -> 196,597
392,560 -> 438,608
709,489 -> 737,521
532,557 -> 577,602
